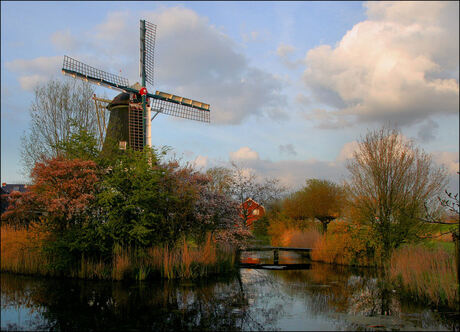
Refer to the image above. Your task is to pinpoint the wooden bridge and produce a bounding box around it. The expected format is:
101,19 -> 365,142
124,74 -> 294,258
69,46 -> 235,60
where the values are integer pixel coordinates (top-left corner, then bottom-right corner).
237,247 -> 312,270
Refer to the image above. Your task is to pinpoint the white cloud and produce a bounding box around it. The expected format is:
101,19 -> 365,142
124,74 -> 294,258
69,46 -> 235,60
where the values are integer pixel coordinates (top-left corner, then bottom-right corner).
302,1 -> 459,129
432,151 -> 459,174
51,30 -> 79,52
5,56 -> 62,91
143,7 -> 287,124
277,43 -> 296,58
277,43 -> 303,69
336,141 -> 359,162
230,146 -> 260,161
11,7 -> 286,124
18,75 -> 49,91
193,155 -> 208,169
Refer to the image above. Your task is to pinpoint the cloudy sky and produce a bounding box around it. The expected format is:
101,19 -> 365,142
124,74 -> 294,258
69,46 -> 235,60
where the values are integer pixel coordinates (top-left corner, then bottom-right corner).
1,1 -> 459,192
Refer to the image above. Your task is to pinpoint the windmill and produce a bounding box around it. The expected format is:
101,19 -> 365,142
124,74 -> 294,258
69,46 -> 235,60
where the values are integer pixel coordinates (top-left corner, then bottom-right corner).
61,20 -> 210,153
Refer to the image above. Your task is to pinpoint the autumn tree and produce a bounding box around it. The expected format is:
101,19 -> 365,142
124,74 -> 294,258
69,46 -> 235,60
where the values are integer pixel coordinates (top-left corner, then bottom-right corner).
21,78 -> 99,173
284,179 -> 345,233
346,127 -> 447,263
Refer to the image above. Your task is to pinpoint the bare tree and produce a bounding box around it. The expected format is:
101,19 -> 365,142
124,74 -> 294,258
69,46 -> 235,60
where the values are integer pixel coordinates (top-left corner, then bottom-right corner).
21,78 -> 98,173
346,126 -> 447,263
228,162 -> 285,228
206,166 -> 233,195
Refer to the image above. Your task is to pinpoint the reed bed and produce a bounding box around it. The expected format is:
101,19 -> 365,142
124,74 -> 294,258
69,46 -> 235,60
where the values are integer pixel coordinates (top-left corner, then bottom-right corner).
1,225 -> 236,280
389,245 -> 458,308
1,224 -> 52,276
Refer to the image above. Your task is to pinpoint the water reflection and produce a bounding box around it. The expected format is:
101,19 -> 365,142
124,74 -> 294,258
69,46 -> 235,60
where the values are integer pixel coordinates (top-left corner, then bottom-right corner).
2,253 -> 458,331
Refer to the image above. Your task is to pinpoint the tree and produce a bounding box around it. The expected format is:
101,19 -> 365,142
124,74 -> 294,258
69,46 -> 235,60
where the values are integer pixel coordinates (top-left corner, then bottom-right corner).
300,179 -> 345,233
419,179 -> 459,287
346,127 -> 447,263
21,78 -> 98,173
228,162 -> 285,228
206,167 -> 232,195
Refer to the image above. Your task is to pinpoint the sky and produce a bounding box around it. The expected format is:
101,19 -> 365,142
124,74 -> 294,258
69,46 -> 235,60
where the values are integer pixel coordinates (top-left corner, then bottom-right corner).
1,1 -> 459,193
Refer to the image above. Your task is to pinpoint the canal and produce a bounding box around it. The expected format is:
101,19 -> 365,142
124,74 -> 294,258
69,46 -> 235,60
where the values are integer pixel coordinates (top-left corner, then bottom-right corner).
1,251 -> 458,331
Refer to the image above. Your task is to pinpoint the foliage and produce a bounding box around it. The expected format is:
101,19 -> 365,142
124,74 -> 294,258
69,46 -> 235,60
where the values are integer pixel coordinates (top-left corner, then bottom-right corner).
206,166 -> 233,195
2,157 -> 99,231
311,221 -> 383,267
346,126 -> 447,262
284,179 -> 345,233
96,148 -> 248,248
55,122 -> 100,161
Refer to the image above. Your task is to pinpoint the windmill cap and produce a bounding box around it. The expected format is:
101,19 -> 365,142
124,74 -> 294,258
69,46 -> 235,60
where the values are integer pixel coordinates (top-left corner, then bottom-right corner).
108,92 -> 131,109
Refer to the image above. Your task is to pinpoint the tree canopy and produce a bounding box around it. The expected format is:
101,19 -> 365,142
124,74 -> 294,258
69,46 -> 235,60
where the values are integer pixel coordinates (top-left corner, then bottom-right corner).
346,127 -> 447,262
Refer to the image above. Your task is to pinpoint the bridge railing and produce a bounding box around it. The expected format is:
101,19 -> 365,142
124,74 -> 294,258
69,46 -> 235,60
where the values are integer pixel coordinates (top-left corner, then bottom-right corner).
237,247 -> 312,266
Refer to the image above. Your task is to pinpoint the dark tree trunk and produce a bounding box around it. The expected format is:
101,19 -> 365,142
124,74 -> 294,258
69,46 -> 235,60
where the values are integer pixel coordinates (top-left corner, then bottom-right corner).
322,221 -> 328,234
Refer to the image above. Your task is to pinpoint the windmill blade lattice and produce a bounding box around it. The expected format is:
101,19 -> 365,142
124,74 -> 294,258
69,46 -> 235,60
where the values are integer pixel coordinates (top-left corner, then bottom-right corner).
62,55 -> 130,91
151,98 -> 210,123
142,21 -> 157,87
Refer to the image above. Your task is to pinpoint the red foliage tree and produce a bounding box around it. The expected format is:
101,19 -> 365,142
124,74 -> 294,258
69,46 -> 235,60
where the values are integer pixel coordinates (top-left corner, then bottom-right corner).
2,156 -> 99,231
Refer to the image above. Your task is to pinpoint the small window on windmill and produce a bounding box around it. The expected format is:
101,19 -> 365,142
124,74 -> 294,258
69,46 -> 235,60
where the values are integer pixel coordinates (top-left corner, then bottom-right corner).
252,209 -> 259,216
119,141 -> 127,150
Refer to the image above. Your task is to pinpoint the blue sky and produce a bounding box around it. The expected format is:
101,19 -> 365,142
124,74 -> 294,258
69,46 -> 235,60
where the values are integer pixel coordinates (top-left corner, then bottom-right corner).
1,1 -> 459,192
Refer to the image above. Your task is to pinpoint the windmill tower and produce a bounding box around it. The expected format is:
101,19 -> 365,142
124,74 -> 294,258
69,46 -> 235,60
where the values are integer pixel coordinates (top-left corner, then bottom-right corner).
61,20 -> 210,153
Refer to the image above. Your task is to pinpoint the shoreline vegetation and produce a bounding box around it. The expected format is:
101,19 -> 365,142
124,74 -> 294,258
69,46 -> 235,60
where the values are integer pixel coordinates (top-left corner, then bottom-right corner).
2,218 -> 457,310
1,225 -> 236,280
264,217 -> 458,310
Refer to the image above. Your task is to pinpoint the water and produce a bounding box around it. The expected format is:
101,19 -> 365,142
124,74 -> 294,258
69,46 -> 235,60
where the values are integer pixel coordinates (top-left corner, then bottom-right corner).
1,251 -> 458,331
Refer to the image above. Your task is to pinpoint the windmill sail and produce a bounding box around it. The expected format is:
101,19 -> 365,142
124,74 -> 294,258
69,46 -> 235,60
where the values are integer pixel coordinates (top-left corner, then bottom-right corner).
62,56 -> 130,92
150,91 -> 210,123
142,20 -> 157,87
62,18 -> 211,154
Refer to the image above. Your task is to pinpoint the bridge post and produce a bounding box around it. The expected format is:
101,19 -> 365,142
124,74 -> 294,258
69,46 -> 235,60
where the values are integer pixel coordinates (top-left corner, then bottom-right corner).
274,249 -> 279,265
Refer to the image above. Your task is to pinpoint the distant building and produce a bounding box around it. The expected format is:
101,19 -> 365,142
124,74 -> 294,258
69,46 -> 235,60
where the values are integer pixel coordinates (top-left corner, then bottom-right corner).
1,183 -> 28,215
240,198 -> 265,230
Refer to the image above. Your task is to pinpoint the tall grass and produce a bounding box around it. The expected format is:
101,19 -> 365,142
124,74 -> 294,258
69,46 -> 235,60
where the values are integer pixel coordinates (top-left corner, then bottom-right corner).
389,245 -> 458,308
1,225 -> 236,280
1,224 -> 52,275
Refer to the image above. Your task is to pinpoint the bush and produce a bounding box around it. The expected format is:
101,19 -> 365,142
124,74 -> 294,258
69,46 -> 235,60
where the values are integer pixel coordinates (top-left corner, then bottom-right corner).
311,221 -> 382,266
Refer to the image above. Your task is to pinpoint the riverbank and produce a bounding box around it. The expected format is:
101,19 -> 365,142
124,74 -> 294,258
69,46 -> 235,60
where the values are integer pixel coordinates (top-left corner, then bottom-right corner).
1,225 -> 237,280
2,258 -> 459,331
265,221 -> 459,310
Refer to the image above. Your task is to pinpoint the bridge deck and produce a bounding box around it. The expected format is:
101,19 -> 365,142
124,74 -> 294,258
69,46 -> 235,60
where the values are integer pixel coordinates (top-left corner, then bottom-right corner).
238,247 -> 312,252
238,263 -> 311,270
237,247 -> 312,269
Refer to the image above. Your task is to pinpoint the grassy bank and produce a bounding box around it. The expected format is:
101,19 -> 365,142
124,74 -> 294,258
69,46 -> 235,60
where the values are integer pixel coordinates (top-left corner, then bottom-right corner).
267,218 -> 459,309
1,225 -> 236,280
389,245 -> 458,308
